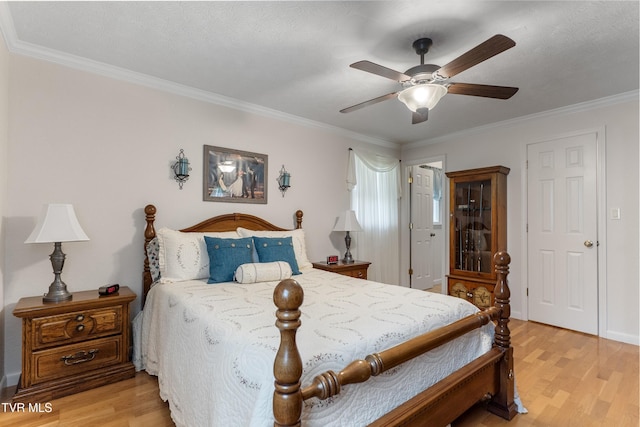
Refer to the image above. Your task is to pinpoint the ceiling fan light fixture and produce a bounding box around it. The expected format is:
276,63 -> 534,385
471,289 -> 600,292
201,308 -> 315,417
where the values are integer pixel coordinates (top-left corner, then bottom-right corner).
398,84 -> 447,112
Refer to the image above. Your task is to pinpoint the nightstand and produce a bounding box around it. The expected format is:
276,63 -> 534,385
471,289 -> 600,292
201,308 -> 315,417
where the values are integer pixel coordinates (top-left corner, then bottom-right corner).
312,260 -> 371,280
12,287 -> 136,403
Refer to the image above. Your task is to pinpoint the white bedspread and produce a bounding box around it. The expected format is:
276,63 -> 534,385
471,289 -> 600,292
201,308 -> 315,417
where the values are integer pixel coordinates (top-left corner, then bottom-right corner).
133,268 -> 493,427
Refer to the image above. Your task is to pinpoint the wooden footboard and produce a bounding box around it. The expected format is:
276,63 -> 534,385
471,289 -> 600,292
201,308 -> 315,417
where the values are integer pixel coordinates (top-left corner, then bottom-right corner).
273,252 -> 517,427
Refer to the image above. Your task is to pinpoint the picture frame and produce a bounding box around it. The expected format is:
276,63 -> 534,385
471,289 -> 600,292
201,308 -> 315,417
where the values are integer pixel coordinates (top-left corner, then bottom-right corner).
203,145 -> 268,203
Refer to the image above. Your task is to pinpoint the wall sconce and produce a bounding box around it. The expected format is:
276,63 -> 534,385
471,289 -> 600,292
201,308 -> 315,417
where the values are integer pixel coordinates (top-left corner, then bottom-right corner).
172,149 -> 191,189
276,165 -> 291,197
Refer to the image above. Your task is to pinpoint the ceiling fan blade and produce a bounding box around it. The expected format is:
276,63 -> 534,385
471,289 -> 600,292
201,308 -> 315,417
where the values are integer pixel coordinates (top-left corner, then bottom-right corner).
447,83 -> 519,99
350,61 -> 411,82
412,108 -> 429,124
436,35 -> 516,79
340,92 -> 398,114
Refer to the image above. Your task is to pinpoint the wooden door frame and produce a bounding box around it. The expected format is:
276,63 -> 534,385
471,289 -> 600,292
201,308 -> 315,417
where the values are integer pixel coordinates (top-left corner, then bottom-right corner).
521,126 -> 607,337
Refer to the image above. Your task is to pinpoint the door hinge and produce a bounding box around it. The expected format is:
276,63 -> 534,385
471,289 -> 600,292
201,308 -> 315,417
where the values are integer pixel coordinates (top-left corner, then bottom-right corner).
409,223 -> 413,230
408,268 -> 413,276
408,176 -> 413,184
526,288 -> 529,296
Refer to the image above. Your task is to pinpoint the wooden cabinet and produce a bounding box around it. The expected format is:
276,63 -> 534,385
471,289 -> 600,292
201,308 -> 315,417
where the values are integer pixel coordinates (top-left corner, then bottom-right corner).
312,260 -> 371,280
446,166 -> 509,309
12,287 -> 136,402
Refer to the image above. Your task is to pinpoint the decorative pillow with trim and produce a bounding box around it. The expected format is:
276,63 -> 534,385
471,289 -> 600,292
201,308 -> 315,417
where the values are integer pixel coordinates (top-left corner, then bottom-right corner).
156,228 -> 241,283
236,227 -> 312,270
204,236 -> 254,284
234,261 -> 292,284
253,236 -> 301,275
146,237 -> 161,283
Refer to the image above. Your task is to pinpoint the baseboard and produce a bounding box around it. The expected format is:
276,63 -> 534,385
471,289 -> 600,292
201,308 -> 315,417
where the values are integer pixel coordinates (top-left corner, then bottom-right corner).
5,371 -> 20,388
605,330 -> 639,346
510,310 -> 523,320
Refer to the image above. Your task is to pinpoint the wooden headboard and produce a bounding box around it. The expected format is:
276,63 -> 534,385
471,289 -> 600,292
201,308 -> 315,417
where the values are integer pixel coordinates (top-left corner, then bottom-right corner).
142,204 -> 304,303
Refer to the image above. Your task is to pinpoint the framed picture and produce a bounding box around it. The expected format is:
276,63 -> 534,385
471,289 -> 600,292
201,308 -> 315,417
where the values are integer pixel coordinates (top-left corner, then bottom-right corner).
203,145 -> 268,203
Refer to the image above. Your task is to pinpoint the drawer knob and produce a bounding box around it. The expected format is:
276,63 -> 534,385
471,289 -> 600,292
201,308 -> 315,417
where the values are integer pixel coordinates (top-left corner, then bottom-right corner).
75,314 -> 85,322
76,324 -> 85,332
357,271 -> 363,278
61,349 -> 99,365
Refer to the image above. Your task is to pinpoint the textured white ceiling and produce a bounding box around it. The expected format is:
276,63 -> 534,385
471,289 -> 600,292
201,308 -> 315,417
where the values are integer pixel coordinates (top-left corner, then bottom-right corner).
1,1 -> 638,146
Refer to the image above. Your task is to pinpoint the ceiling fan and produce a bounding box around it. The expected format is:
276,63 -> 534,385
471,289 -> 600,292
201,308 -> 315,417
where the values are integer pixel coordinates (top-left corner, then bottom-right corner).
340,34 -> 519,124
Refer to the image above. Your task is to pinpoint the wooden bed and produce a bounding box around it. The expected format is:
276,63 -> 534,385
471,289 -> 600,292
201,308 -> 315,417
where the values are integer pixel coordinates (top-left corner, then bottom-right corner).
141,204 -> 517,426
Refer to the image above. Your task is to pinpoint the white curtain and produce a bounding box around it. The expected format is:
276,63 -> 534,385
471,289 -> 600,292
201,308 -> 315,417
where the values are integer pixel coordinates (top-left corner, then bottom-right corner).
347,149 -> 401,285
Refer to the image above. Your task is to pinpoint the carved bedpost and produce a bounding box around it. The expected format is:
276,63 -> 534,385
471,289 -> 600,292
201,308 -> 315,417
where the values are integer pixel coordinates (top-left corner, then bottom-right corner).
488,251 -> 517,420
273,279 -> 304,427
294,210 -> 303,229
142,204 -> 157,306
493,251 -> 511,349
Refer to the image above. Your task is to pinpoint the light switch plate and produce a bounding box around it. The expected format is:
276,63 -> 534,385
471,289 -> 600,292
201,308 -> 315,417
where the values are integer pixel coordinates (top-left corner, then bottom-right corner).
610,208 -> 621,220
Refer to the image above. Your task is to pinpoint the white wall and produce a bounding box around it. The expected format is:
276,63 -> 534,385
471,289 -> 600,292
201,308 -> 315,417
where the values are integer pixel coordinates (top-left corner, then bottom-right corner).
0,28 -> 9,389
2,54 -> 399,385
401,95 -> 639,345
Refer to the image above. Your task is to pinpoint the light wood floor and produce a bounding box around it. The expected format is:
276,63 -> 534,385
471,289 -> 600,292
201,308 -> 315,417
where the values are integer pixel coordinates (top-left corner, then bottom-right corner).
1,319 -> 638,426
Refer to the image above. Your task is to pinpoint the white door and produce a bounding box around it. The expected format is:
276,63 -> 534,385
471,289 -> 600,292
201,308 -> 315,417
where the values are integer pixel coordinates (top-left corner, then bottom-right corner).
410,166 -> 434,290
527,132 -> 598,334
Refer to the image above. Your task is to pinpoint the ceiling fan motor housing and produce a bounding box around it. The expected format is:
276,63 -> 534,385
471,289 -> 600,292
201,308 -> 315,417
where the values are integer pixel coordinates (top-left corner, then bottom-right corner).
403,64 -> 442,85
406,38 -> 445,86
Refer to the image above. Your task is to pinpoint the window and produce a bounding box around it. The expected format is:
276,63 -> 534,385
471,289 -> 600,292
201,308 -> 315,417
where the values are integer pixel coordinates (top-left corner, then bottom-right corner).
348,149 -> 400,285
432,167 -> 443,225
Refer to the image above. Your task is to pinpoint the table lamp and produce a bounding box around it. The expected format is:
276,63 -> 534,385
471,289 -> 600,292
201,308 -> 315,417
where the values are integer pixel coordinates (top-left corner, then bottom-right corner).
332,210 -> 362,264
25,204 -> 89,302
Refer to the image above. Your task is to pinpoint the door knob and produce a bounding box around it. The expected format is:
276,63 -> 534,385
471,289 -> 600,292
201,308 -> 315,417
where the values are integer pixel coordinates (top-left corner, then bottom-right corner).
584,240 -> 594,248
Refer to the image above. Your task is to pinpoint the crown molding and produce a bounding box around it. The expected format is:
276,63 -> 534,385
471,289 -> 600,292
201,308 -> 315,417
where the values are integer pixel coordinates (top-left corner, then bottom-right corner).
2,3 -> 635,152
403,89 -> 639,150
0,4 -> 396,149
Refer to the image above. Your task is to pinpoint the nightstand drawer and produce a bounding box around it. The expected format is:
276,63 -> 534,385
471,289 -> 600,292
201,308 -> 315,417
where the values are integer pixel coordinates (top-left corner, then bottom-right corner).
32,306 -> 123,350
342,268 -> 368,279
31,336 -> 124,385
312,260 -> 370,280
313,261 -> 371,280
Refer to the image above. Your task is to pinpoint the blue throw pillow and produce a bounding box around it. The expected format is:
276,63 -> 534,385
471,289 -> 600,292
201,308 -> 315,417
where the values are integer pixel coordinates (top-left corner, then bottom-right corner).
253,236 -> 301,275
204,236 -> 254,283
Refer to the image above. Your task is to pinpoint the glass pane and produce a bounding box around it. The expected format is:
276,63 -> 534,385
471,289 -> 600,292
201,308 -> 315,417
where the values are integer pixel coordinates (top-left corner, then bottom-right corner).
453,179 -> 492,273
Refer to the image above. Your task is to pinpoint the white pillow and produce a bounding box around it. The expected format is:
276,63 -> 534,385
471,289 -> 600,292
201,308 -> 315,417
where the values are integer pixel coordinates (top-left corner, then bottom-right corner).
156,228 -> 241,283
236,227 -> 312,270
234,261 -> 292,284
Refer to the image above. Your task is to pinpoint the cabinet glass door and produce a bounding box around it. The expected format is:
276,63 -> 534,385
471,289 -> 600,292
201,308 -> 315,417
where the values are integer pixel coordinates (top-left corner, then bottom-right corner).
453,179 -> 492,273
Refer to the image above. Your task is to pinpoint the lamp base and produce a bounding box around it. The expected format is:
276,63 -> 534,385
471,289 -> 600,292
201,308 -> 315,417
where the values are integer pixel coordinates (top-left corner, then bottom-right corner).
43,285 -> 73,303
342,231 -> 355,264
342,253 -> 355,264
43,242 -> 73,303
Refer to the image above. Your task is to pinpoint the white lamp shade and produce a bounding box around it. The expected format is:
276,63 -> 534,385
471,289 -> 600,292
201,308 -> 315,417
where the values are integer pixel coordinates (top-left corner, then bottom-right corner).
398,84 -> 447,112
25,204 -> 89,243
332,210 -> 363,232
